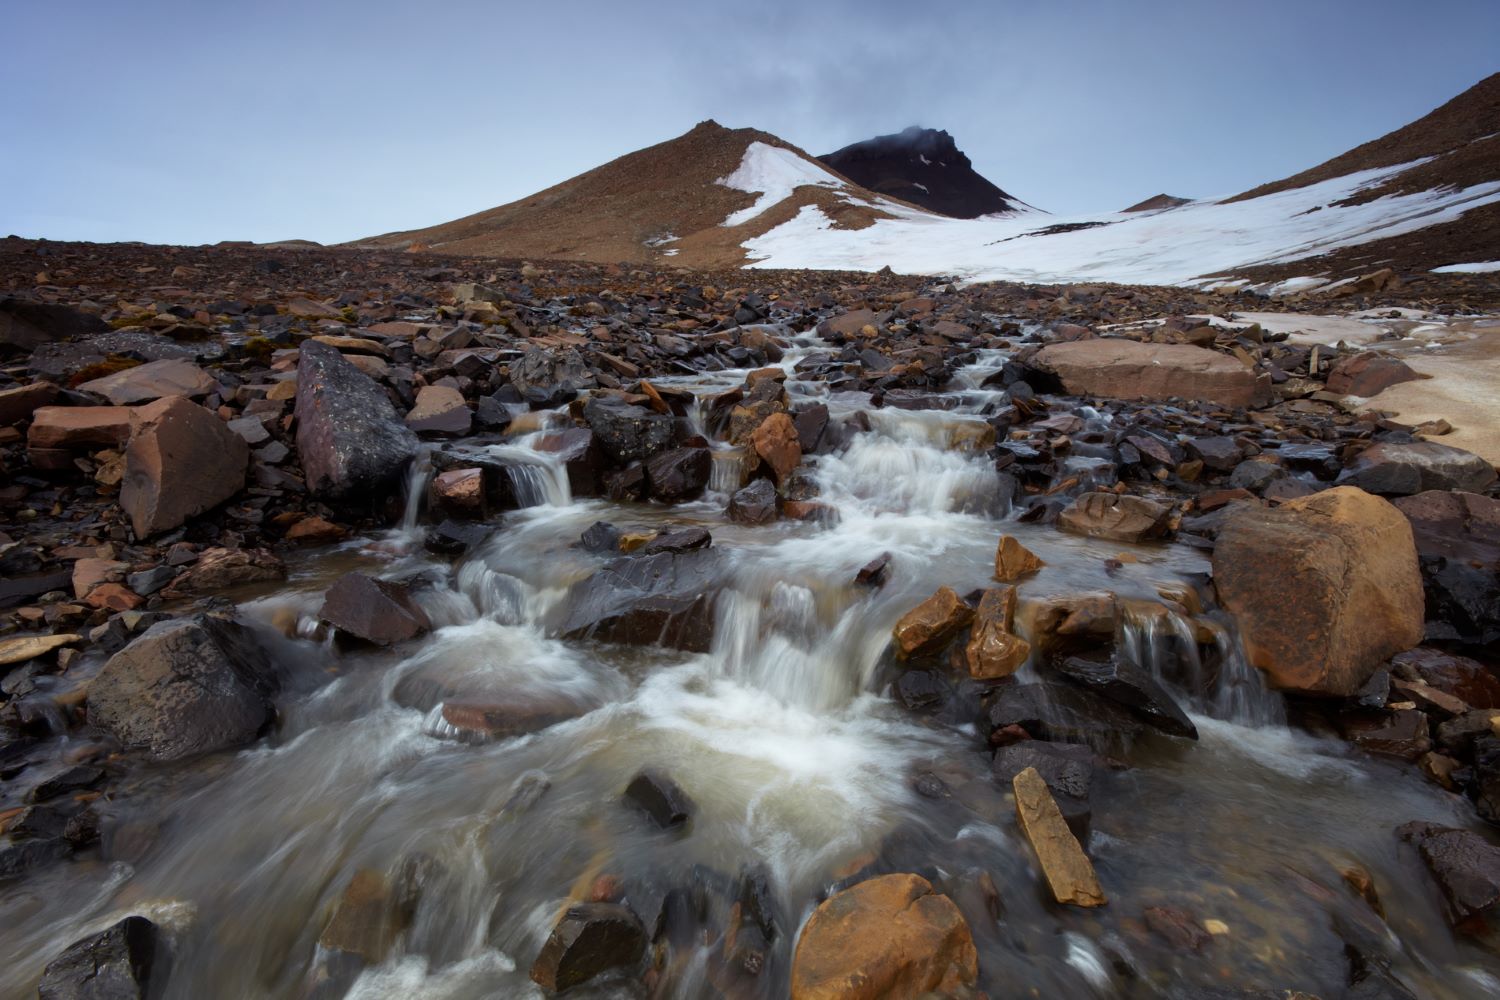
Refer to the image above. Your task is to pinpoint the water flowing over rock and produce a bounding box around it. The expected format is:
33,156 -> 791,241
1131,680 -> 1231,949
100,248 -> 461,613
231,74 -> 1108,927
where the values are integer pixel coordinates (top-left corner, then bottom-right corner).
294,339 -> 419,501
644,446 -> 711,502
86,615 -> 278,761
1024,340 -> 1258,407
120,395 -> 248,537
1013,766 -> 1107,907
993,741 -> 1094,837
1398,822 -> 1500,933
560,549 -> 723,652
789,873 -> 978,1000
37,916 -> 157,1000
1053,654 -> 1198,738
1213,487 -> 1425,696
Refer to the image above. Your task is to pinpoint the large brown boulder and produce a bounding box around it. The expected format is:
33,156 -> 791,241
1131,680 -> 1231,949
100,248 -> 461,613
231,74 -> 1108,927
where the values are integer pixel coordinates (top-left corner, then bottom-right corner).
121,396 -> 248,537
790,873 -> 977,1000
1058,492 -> 1170,542
1212,487 -> 1424,695
1026,339 -> 1257,407
752,411 -> 802,484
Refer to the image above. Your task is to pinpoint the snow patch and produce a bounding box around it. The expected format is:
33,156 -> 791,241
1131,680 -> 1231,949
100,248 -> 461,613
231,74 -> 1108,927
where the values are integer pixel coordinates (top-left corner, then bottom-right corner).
717,143 -> 849,228
1432,261 -> 1500,274
739,157 -> 1500,286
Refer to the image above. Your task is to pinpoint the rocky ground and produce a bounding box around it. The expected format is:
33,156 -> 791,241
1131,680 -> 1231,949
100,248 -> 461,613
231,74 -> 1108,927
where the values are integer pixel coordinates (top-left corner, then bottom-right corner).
2,236 -> 1499,998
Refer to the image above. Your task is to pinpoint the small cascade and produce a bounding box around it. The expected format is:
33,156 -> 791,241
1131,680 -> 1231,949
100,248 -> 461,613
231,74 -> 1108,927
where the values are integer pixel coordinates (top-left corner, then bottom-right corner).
708,448 -> 750,494
484,438 -> 573,508
1117,604 -> 1283,726
817,408 -> 1001,516
399,446 -> 436,534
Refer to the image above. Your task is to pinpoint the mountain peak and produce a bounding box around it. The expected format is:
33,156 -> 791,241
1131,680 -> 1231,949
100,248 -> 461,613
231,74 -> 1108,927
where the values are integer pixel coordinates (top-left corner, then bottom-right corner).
818,127 -> 1019,218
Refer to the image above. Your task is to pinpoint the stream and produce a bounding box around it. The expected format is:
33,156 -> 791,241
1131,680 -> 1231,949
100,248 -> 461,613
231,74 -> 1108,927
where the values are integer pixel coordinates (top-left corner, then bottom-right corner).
3,332 -> 1497,999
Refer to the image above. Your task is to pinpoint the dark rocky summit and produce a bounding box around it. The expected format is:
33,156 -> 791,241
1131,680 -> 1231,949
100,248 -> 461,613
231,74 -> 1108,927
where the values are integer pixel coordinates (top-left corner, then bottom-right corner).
820,126 -> 1021,218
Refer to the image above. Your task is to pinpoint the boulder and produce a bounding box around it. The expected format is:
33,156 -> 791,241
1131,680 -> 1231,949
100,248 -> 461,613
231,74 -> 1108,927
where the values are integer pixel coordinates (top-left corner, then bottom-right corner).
560,549 -> 723,652
431,467 -> 485,516
27,405 -> 133,450
404,385 -> 471,435
1398,822 -> 1500,932
1392,648 -> 1500,710
582,397 -> 674,464
645,446 -> 711,503
0,380 -> 59,425
994,534 -> 1044,581
510,346 -> 596,402
892,586 -> 974,660
87,616 -> 277,761
0,297 -> 107,353
1326,353 -> 1422,397
1026,339 -> 1257,407
1013,766 -> 1106,907
728,478 -> 779,523
1212,487 -> 1424,696
294,340 -> 419,501
1058,492 -> 1170,543
37,916 -> 156,1000
1053,654 -> 1197,739
76,358 -> 216,405
964,587 -> 1030,679
624,769 -> 693,828
318,573 -> 431,645
987,681 -> 1144,744
120,396 -> 248,537
751,411 -> 802,484
1393,490 -> 1500,648
1339,442 -> 1496,496
530,902 -> 646,992
789,873 -> 977,1000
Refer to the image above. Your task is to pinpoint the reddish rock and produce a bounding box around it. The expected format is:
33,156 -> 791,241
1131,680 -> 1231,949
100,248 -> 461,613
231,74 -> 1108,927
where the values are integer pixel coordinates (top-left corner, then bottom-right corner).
76,358 -> 217,405
431,467 -> 485,515
1326,353 -> 1422,397
993,534 -> 1044,581
72,557 -> 127,599
319,573 -> 431,645
26,405 -> 133,451
0,381 -> 59,425
284,515 -> 347,544
965,587 -> 1030,679
120,396 -> 248,537
751,411 -> 802,484
893,586 -> 974,660
404,385 -> 471,435
790,873 -> 976,1000
1058,492 -> 1170,543
85,583 -> 144,612
1027,339 -> 1257,407
163,547 -> 287,597
1213,486 -> 1424,695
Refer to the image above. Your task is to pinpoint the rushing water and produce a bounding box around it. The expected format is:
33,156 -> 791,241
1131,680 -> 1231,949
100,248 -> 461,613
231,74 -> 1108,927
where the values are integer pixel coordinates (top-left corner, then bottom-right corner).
3,338 -> 1498,999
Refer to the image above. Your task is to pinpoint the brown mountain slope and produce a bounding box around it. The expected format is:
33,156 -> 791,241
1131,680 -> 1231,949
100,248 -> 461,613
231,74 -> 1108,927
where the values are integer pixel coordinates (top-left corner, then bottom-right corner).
1226,72 -> 1500,204
350,121 -> 905,268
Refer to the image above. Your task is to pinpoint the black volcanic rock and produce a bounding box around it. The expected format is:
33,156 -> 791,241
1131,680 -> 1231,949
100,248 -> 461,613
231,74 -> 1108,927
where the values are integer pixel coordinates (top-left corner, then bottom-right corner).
819,126 -> 1018,219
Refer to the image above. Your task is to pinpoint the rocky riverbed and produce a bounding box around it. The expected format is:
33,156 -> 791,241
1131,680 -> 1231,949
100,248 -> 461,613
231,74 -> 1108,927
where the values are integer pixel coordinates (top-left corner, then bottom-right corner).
2,238 -> 1500,999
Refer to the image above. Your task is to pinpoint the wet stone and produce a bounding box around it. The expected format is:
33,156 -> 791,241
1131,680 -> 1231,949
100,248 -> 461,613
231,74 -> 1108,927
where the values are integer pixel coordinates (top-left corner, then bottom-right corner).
624,769 -> 694,828
1053,654 -> 1198,739
727,478 -> 779,524
993,741 -> 1094,838
37,916 -> 157,1000
319,573 -> 431,646
530,902 -> 646,992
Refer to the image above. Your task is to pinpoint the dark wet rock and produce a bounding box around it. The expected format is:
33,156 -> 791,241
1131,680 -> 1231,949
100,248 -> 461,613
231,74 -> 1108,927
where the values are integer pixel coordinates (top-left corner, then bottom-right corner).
1053,654 -> 1197,738
121,395 -> 248,538
1398,821 -> 1500,932
560,549 -> 723,652
625,769 -> 694,828
727,478 -> 779,524
645,446 -> 710,503
1339,442 -> 1497,496
295,340 -> 419,501
895,670 -> 948,712
1343,709 -> 1432,760
1393,490 -> 1500,649
1473,737 -> 1500,827
986,681 -> 1144,745
425,519 -> 488,556
1392,648 -> 1500,709
582,397 -> 673,464
579,521 -> 622,553
530,902 -> 646,992
1212,486 -> 1424,696
848,552 -> 892,591
318,573 -> 431,646
793,402 -> 831,454
992,741 -> 1094,837
30,765 -> 104,802
0,838 -> 71,880
1143,905 -> 1211,952
603,463 -> 647,501
87,615 -> 277,761
510,346 -> 596,402
638,526 -> 711,555
1185,436 -> 1243,472
37,916 -> 157,1000
434,700 -> 580,744
1058,492 -> 1170,543
1228,459 -> 1284,493
0,297 -> 107,353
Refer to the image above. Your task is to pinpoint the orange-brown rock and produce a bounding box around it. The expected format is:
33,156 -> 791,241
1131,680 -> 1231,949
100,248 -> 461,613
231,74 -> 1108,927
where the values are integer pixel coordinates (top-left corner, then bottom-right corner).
284,515 -> 347,544
751,411 -> 801,484
320,869 -> 402,963
85,583 -> 144,612
790,873 -> 977,1000
1212,486 -> 1424,696
994,535 -> 1044,581
121,396 -> 248,537
1028,339 -> 1257,407
1013,766 -> 1106,907
893,586 -> 974,660
26,405 -> 133,451
965,587 -> 1030,679
1058,492 -> 1170,542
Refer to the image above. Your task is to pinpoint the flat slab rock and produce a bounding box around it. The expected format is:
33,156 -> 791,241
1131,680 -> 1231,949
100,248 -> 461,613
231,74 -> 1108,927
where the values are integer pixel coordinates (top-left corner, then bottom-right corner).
76,358 -> 217,404
1027,339 -> 1258,407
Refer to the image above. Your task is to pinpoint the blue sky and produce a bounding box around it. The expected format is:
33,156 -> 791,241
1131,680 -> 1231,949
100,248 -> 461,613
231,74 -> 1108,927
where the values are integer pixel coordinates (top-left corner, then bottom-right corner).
2,0 -> 1496,245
